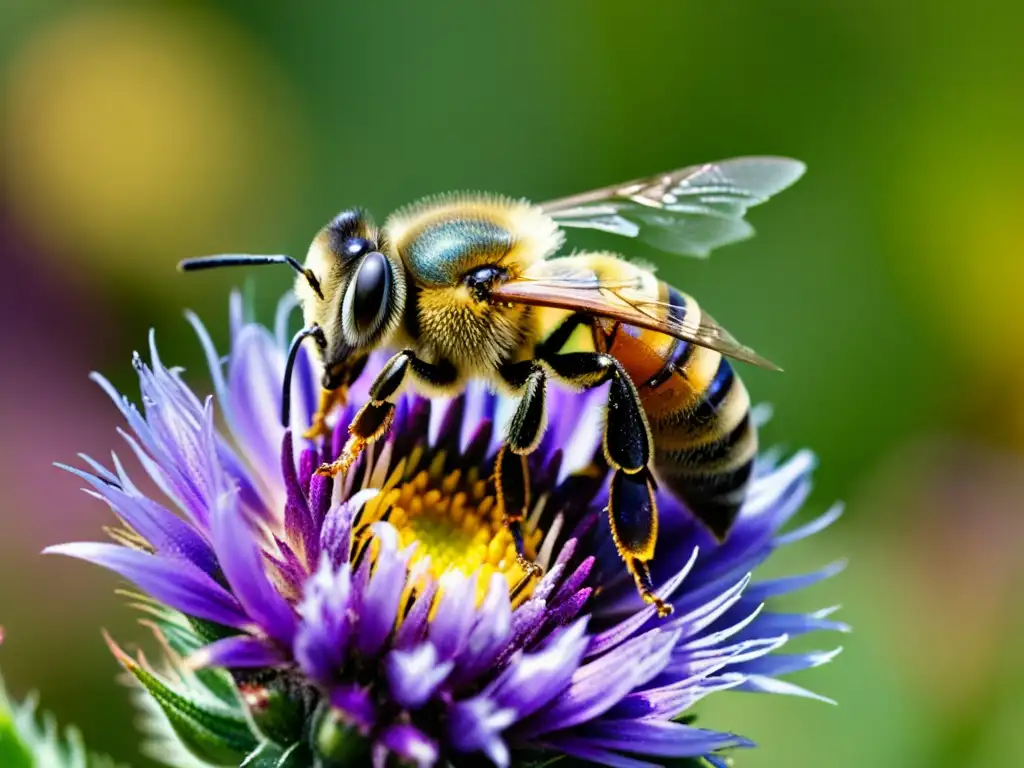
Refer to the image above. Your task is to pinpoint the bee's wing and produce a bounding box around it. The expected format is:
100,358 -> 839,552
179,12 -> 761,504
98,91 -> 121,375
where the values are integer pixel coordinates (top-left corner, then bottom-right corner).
540,156 -> 805,258
491,263 -> 780,370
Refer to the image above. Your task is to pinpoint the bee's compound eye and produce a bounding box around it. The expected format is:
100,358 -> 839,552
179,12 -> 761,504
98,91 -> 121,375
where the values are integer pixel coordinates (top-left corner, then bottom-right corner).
351,251 -> 392,334
343,237 -> 374,259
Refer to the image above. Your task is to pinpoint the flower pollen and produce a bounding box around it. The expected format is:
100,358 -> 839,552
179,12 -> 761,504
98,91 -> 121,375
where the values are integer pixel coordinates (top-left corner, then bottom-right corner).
357,451 -> 542,604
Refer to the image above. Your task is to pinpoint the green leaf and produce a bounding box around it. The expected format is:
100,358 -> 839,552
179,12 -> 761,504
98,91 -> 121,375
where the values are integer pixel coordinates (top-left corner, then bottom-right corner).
240,741 -> 312,767
106,632 -> 257,766
0,671 -> 121,768
0,697 -> 33,768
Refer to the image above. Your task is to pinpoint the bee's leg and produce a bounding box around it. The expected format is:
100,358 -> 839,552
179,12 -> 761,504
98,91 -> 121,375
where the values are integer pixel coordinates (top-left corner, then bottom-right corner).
304,387 -> 347,440
303,356 -> 368,441
315,350 -> 456,477
495,360 -> 548,577
545,351 -> 672,617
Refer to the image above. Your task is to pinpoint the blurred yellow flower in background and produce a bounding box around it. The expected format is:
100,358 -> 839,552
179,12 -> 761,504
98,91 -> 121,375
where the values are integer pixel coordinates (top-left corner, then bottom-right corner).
2,6 -> 305,291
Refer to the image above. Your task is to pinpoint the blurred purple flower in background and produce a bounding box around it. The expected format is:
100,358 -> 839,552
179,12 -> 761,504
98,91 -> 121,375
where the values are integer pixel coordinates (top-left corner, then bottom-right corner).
46,294 -> 846,767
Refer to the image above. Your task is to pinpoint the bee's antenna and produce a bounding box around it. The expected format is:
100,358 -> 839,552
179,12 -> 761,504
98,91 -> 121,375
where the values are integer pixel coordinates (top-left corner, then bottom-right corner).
282,325 -> 327,427
179,254 -> 324,300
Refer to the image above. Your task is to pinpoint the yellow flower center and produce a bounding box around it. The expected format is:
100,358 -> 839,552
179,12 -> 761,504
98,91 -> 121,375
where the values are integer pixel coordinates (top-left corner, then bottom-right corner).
358,447 -> 542,605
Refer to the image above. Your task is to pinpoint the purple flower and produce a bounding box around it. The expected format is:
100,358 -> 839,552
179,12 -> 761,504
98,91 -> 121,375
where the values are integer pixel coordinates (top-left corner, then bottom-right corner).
47,293 -> 846,767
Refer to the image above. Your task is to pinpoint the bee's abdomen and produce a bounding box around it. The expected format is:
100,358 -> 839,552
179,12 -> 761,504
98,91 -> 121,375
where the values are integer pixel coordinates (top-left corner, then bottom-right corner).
633,290 -> 757,542
578,266 -> 757,542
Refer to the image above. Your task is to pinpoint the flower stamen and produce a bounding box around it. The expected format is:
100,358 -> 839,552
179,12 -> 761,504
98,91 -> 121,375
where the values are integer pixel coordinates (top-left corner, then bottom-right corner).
355,453 -> 542,605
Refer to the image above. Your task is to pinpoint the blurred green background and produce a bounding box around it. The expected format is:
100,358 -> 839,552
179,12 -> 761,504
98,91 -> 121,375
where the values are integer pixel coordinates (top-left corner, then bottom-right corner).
2,1 -> 1023,766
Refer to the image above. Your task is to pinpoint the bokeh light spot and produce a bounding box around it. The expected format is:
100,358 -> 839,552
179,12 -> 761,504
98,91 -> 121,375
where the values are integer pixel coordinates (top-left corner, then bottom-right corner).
2,6 -> 305,279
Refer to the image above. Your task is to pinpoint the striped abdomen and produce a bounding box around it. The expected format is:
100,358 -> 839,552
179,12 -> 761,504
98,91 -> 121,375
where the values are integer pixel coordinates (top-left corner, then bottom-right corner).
603,284 -> 757,541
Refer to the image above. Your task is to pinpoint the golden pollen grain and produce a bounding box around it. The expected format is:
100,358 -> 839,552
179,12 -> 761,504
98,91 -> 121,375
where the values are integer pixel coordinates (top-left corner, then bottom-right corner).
360,455 -> 543,605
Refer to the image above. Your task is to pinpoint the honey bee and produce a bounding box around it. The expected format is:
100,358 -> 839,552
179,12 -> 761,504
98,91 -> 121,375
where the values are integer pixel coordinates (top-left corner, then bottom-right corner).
181,156 -> 804,615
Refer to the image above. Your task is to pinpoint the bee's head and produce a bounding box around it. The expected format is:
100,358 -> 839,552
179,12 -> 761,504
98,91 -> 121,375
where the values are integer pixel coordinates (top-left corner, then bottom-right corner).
299,209 -> 407,389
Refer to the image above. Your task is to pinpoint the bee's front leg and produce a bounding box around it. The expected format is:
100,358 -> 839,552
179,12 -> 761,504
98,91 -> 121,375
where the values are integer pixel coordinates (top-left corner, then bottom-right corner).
315,351 -> 456,477
304,387 -> 347,441
303,356 -> 369,441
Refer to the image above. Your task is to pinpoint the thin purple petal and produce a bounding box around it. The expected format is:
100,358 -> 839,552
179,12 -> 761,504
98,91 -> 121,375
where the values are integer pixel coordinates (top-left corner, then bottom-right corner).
294,556 -> 354,686
354,524 -> 410,655
188,635 -> 285,669
44,543 -> 249,629
210,489 -> 297,645
386,643 -> 454,709
376,724 -> 438,768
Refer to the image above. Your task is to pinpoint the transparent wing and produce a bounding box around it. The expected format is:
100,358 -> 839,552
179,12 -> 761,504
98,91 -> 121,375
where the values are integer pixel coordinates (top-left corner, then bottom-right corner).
541,156 -> 805,258
491,264 -> 780,370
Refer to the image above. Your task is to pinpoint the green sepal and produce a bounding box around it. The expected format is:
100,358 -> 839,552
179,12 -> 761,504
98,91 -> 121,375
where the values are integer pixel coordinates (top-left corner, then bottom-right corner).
106,633 -> 257,765
234,670 -> 318,747
122,593 -> 243,709
0,671 -> 121,768
311,702 -> 372,766
240,741 -> 312,767
141,611 -> 240,707
186,616 -> 242,647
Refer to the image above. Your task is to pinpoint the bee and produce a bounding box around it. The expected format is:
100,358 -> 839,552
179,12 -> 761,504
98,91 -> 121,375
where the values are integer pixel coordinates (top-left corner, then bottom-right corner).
180,156 -> 804,615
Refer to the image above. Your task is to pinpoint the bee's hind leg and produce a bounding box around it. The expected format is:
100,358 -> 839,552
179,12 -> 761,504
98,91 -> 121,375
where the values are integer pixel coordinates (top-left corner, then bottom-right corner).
610,469 -> 671,617
316,350 -> 456,477
496,361 -> 548,578
544,351 -> 673,617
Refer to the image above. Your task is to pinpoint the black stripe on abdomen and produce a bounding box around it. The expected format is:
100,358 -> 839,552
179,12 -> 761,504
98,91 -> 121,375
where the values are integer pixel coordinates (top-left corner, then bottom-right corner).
674,355 -> 735,433
668,458 -> 755,541
669,411 -> 751,467
653,370 -> 756,541
644,286 -> 692,388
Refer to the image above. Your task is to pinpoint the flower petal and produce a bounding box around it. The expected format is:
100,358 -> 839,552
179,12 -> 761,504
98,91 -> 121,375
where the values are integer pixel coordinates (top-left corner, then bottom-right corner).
386,643 -> 454,709
58,462 -> 217,576
744,559 -> 847,601
429,572 -> 478,660
555,720 -> 753,758
736,673 -> 837,704
731,647 -> 844,678
188,635 -> 285,669
226,325 -> 286,477
522,628 -> 680,737
295,557 -> 354,686
354,524 -> 410,655
607,673 -> 746,720
320,489 -> 378,568
446,696 -> 515,768
454,573 -> 512,680
44,543 -> 248,629
775,502 -> 844,546
376,724 -> 438,768
210,489 -> 297,645
586,547 -> 698,658
534,739 -> 661,768
488,620 -> 590,720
